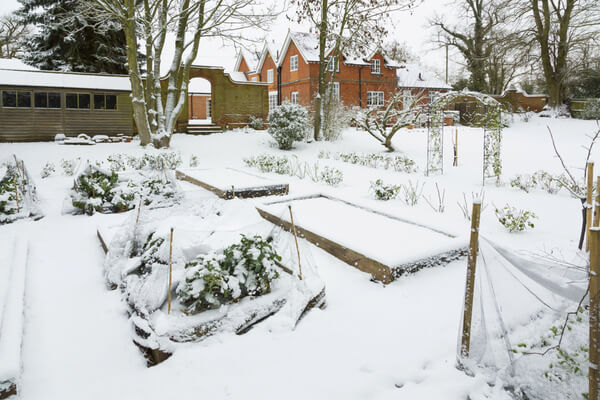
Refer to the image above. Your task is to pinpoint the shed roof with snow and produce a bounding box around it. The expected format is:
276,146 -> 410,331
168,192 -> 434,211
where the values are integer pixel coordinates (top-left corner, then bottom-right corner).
397,63 -> 452,90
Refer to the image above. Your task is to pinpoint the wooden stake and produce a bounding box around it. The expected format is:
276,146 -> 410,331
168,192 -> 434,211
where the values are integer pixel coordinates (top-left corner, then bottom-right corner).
168,228 -> 174,314
594,176 -> 600,229
135,198 -> 143,224
453,128 -> 458,167
588,162 -> 595,251
589,227 -> 600,400
13,178 -> 20,213
231,185 -> 235,199
288,205 -> 303,281
460,201 -> 482,359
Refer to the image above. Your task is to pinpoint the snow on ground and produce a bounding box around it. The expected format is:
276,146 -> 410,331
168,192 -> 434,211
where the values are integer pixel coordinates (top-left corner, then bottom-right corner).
0,115 -> 598,399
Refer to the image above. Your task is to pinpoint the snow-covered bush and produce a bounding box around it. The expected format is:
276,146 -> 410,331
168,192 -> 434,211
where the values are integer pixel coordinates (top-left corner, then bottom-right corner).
0,164 -> 22,217
40,162 -> 55,178
60,158 -> 79,176
535,171 -> 562,194
268,102 -> 309,150
249,115 -> 264,130
370,179 -> 401,200
244,154 -> 343,186
510,174 -> 537,193
71,166 -> 121,215
319,151 -> 417,173
495,205 -> 537,232
244,154 -> 291,175
178,235 -> 280,314
321,101 -> 355,141
0,158 -> 41,224
582,99 -> 600,120
127,152 -> 183,170
318,166 -> 343,186
189,155 -> 199,168
107,153 -> 127,172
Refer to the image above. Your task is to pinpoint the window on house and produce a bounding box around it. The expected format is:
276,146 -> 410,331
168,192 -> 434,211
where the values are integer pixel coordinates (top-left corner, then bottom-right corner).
3,91 -> 33,108
291,92 -> 299,104
328,56 -> 339,72
371,58 -> 381,74
34,92 -> 61,108
332,82 -> 340,101
290,55 -> 298,71
429,91 -> 439,104
267,69 -> 274,83
251,76 -> 258,82
94,94 -> 117,110
66,93 -> 91,109
402,90 -> 412,110
366,91 -> 384,107
268,91 -> 278,111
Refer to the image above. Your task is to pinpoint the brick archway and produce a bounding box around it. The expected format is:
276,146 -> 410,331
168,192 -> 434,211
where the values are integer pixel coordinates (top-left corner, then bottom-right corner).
176,65 -> 268,130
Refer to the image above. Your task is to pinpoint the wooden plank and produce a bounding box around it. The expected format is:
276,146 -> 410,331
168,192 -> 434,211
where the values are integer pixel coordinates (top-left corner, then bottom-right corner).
175,170 -> 289,199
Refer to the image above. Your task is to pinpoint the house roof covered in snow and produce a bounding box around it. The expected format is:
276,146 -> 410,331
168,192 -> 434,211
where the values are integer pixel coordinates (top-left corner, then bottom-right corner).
0,58 -> 37,71
277,31 -> 399,69
252,41 -> 280,74
233,50 -> 259,74
0,67 -> 132,91
397,63 -> 452,90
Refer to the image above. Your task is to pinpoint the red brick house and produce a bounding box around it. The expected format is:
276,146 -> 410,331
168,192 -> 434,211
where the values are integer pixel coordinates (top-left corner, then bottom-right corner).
236,31 -> 400,113
396,63 -> 452,109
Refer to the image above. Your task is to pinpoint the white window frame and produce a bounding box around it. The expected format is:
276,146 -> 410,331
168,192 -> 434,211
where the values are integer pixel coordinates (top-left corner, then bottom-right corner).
371,59 -> 381,74
366,91 -> 384,107
290,55 -> 298,71
267,69 -> 274,83
291,91 -> 299,104
328,56 -> 339,72
332,82 -> 340,101
268,91 -> 278,110
402,89 -> 412,110
251,76 -> 258,82
429,90 -> 440,104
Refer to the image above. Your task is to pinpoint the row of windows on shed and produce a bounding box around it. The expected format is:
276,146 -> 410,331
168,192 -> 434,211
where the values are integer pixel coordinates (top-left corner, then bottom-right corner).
1,91 -> 118,110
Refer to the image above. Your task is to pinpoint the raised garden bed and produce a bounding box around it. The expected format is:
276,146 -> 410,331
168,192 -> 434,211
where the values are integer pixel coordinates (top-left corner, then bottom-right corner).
176,168 -> 289,199
257,194 -> 468,284
97,200 -> 325,366
0,238 -> 28,399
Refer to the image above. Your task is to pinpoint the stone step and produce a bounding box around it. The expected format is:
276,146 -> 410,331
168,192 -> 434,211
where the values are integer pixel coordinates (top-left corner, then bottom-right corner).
186,125 -> 223,135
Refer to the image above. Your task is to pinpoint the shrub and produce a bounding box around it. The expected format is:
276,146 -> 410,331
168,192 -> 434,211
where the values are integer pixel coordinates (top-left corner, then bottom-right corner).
370,179 -> 401,200
40,162 -> 55,178
177,235 -> 280,314
189,155 -> 199,168
318,166 -> 343,186
244,154 -> 291,175
71,167 -> 120,215
582,99 -> 600,120
0,164 -> 21,216
495,205 -> 537,232
249,115 -> 265,130
268,101 -> 309,150
321,100 -> 355,141
319,151 -> 417,174
510,174 -> 537,193
399,180 -> 424,206
60,158 -> 79,176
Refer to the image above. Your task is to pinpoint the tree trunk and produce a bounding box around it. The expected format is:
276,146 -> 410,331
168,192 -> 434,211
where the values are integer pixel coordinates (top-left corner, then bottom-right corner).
124,0 -> 152,145
313,0 -> 328,142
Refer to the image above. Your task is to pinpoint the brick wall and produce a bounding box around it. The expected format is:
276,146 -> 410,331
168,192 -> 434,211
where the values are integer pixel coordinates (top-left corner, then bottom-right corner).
492,89 -> 548,112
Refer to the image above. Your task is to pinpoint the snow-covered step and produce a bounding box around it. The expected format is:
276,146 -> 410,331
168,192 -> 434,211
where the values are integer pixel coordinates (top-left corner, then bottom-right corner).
0,238 -> 29,399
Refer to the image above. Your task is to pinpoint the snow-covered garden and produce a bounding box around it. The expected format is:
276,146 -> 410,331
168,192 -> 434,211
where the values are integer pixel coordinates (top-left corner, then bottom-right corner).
0,114 -> 597,399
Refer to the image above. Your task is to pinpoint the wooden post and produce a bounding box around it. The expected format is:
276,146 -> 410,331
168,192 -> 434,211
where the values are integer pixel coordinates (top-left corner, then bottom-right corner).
588,163 -> 595,251
231,185 -> 235,199
135,198 -> 142,224
13,178 -> 20,213
590,227 -> 600,400
594,176 -> 600,230
460,201 -> 482,359
288,205 -> 303,280
453,128 -> 458,167
168,228 -> 174,314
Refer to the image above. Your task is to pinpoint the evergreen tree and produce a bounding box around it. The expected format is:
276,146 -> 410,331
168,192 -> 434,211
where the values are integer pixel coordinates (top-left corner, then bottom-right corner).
17,0 -> 128,74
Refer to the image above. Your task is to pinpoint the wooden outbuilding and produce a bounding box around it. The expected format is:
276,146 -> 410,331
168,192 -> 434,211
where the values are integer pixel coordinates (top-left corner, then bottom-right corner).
0,68 -> 133,142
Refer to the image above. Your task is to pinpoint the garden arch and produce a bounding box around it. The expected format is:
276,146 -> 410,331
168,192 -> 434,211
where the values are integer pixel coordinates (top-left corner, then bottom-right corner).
426,91 -> 503,184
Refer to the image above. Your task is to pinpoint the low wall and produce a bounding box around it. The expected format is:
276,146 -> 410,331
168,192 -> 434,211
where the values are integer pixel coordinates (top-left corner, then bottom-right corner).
492,88 -> 548,112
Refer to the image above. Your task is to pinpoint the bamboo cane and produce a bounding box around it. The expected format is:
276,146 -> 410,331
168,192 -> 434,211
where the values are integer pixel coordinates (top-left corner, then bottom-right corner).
288,205 -> 303,281
136,198 -> 142,224
13,178 -> 20,213
168,228 -> 174,314
589,226 -> 600,400
460,201 -> 481,359
587,163 -> 595,251
453,128 -> 458,167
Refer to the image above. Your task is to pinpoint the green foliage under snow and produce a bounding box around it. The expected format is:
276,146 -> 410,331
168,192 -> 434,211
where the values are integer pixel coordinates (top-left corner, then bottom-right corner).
319,150 -> 417,174
370,179 -> 402,200
268,102 -> 310,150
177,235 -> 280,314
495,204 -> 537,232
244,154 -> 343,186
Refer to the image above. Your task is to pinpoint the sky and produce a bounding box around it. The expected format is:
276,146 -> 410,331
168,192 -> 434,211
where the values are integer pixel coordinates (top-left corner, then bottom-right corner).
0,0 -> 461,80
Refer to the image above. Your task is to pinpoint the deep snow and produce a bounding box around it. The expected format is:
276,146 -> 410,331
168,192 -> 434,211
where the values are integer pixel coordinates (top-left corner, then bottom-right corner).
0,115 -> 598,399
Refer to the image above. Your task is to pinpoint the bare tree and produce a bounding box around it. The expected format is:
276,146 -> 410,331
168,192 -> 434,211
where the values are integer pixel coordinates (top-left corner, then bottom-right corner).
517,0 -> 600,107
84,0 -> 276,148
0,14 -> 30,59
290,0 -> 420,142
